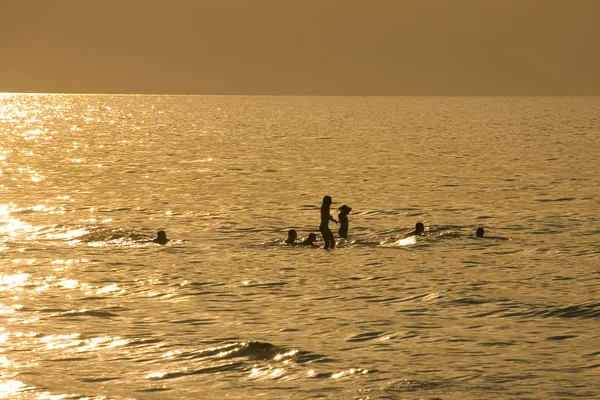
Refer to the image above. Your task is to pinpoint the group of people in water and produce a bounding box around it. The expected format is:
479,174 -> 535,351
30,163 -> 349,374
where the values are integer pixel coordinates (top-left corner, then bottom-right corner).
285,195 -> 352,249
284,195 -> 489,249
151,195 -> 489,248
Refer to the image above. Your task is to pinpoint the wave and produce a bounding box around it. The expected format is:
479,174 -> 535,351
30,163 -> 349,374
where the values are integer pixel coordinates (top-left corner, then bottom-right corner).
460,298 -> 600,320
49,308 -> 124,319
172,341 -> 316,363
76,227 -> 146,242
65,227 -> 180,247
503,301 -> 600,320
142,340 -> 369,382
0,222 -> 166,248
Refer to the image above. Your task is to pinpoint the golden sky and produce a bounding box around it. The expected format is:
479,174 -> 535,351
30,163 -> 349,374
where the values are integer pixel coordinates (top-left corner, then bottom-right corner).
1,0 -> 599,95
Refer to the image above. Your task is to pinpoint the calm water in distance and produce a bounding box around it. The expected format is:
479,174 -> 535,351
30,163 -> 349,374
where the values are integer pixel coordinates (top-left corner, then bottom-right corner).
1,94 -> 599,399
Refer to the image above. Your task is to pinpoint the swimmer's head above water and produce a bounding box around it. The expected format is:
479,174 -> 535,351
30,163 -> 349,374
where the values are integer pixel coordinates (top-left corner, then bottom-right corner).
301,233 -> 318,246
414,222 -> 425,235
476,227 -> 485,238
285,229 -> 298,245
153,230 -> 169,245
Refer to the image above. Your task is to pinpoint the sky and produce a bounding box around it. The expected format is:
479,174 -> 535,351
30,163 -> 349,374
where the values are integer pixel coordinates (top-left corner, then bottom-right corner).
1,0 -> 599,95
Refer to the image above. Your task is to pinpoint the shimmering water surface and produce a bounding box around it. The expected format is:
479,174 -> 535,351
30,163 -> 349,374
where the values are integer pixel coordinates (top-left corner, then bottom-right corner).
1,94 -> 599,399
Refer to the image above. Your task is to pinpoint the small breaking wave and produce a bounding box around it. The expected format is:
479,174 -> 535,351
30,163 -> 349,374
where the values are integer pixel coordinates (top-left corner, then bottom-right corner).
503,301 -> 600,320
463,298 -> 600,320
143,340 -> 370,383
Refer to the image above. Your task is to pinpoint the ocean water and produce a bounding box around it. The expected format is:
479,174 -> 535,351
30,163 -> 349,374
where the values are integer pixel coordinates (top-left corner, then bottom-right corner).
0,94 -> 599,399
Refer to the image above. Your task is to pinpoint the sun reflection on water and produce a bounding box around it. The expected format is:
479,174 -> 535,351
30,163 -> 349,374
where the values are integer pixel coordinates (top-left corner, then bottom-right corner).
94,284 -> 124,295
0,207 -> 34,238
0,273 -> 30,291
0,379 -> 33,398
0,356 -> 11,368
57,279 -> 79,289
273,349 -> 298,360
44,228 -> 89,240
331,368 -> 369,379
41,333 -> 82,350
145,371 -> 167,379
0,203 -> 74,242
395,236 -> 417,246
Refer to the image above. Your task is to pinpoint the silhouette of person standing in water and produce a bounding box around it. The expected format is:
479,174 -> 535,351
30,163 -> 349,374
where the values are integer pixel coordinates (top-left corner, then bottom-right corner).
320,195 -> 338,249
337,205 -> 352,239
153,230 -> 170,245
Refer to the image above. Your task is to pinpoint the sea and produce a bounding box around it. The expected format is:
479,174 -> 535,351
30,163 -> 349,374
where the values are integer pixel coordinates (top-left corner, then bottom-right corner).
1,94 -> 599,399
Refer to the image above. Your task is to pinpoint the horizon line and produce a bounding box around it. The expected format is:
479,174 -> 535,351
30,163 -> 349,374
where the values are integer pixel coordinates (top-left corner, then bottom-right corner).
2,91 -> 599,98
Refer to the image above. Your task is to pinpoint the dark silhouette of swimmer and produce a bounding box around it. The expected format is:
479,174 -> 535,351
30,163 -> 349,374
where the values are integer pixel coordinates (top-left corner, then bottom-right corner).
337,205 -> 352,239
320,195 -> 338,250
407,222 -> 425,236
285,229 -> 298,245
300,233 -> 318,247
474,227 -> 507,240
153,230 -> 170,245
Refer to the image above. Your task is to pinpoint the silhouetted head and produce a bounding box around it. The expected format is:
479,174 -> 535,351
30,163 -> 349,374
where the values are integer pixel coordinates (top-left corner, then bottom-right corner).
304,233 -> 317,245
153,230 -> 169,244
476,227 -> 485,238
338,205 -> 352,215
322,196 -> 332,206
415,222 -> 425,234
286,229 -> 298,244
